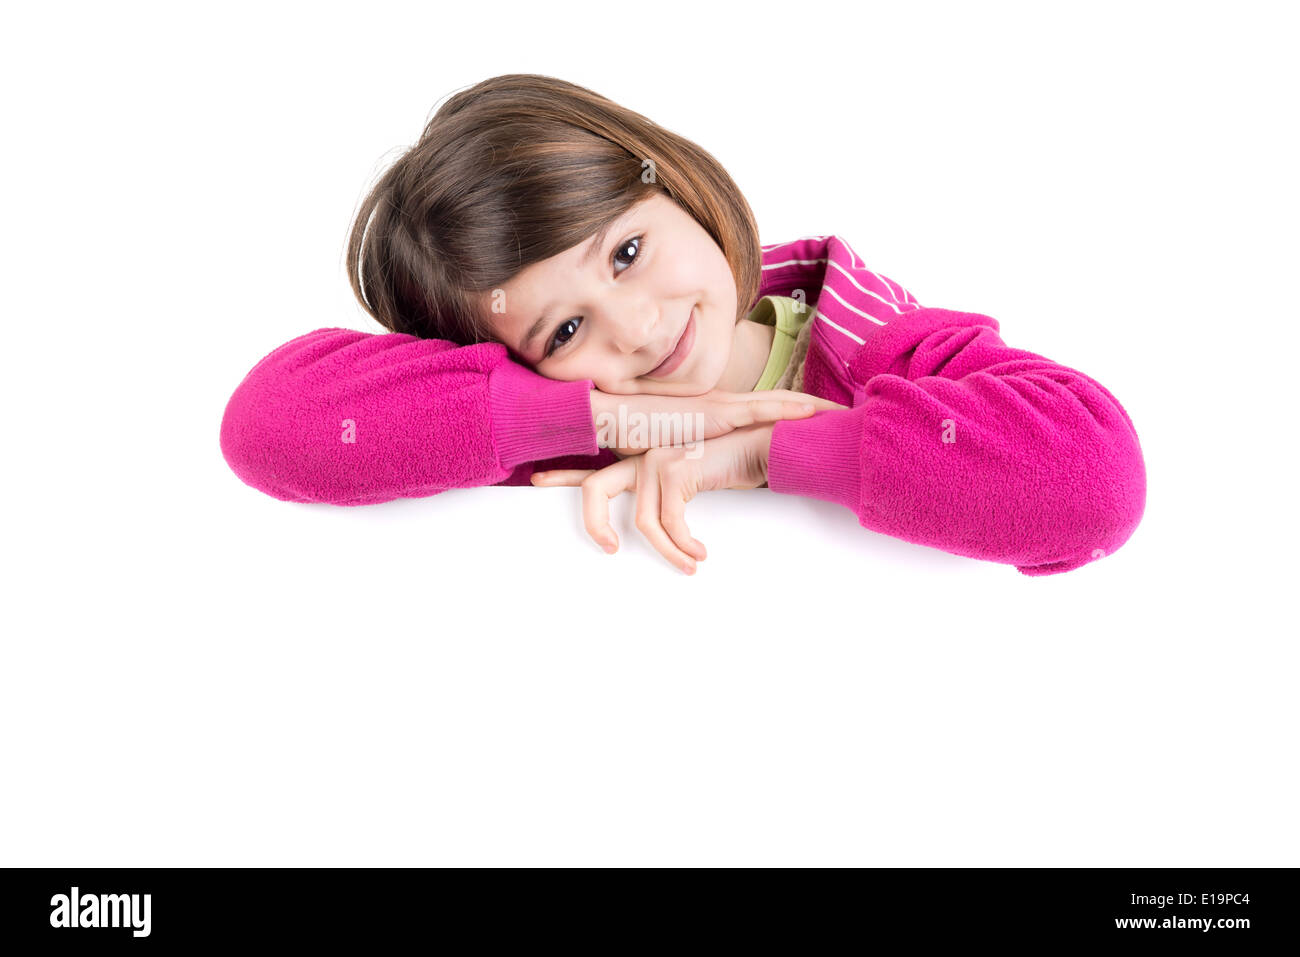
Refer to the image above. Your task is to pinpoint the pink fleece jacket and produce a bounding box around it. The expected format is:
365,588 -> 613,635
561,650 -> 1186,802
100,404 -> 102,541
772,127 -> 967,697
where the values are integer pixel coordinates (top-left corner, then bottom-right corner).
220,234 -> 1146,575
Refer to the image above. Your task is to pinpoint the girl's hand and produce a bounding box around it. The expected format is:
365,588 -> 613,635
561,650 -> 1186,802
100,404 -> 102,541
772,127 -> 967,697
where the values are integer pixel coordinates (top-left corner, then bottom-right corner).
531,423 -> 777,574
591,387 -> 844,458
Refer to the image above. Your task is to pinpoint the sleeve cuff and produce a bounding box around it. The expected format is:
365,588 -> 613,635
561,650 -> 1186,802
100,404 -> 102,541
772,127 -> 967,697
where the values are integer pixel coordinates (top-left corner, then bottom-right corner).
767,408 -> 864,513
488,361 -> 599,469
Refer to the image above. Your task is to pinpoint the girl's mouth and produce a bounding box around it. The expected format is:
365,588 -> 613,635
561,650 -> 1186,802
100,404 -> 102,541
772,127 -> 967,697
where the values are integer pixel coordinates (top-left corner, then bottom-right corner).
644,307 -> 696,379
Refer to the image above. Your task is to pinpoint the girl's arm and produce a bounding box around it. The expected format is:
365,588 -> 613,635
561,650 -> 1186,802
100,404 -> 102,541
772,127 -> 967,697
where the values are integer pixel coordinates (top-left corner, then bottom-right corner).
765,307 -> 1147,575
219,327 -> 617,505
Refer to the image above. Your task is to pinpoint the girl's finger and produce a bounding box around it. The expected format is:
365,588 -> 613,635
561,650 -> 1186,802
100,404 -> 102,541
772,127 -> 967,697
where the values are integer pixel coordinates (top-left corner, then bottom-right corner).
753,390 -> 849,411
731,399 -> 818,429
658,469 -> 706,562
580,458 -> 637,553
530,470 -> 594,487
634,455 -> 697,575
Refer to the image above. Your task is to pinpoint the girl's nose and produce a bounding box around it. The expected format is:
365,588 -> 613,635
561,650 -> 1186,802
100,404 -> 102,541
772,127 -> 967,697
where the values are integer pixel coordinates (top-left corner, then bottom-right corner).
610,308 -> 658,355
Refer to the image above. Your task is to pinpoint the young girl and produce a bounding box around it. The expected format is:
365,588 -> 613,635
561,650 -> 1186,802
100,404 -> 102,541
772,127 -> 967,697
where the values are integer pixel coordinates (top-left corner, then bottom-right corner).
220,74 -> 1146,577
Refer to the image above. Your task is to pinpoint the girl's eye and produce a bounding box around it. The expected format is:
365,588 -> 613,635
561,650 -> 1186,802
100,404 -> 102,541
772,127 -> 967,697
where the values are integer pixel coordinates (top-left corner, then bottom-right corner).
612,235 -> 643,274
545,234 -> 647,357
548,317 -> 582,355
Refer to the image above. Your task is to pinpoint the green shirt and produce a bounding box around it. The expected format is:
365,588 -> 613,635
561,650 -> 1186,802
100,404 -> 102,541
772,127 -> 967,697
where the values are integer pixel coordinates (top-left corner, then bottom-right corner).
746,295 -> 815,392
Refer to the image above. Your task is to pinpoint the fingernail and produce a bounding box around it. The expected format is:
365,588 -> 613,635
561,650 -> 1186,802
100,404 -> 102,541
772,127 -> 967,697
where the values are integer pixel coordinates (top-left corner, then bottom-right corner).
800,404 -> 815,413
681,559 -> 696,574
692,539 -> 707,559
602,542 -> 617,554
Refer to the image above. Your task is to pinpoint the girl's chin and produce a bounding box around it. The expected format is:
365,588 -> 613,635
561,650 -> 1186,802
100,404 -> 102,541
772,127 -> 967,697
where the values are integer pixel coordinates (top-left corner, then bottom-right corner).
632,378 -> 713,397
637,360 -> 722,396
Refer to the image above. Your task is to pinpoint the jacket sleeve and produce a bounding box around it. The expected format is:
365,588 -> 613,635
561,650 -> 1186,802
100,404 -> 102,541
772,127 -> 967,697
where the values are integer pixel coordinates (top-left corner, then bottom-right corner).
219,327 -> 618,505
765,308 -> 1147,575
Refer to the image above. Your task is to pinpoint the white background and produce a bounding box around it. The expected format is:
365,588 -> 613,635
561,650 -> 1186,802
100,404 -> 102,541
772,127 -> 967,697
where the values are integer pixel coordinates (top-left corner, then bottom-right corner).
3,0 -> 1295,866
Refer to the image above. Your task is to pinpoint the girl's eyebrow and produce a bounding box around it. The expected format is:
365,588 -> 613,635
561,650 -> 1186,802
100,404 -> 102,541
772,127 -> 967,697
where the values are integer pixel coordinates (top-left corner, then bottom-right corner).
519,221 -> 620,354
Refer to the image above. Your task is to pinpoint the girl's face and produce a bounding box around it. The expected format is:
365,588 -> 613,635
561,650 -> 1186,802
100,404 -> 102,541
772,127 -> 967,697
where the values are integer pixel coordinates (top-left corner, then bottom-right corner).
485,192 -> 741,396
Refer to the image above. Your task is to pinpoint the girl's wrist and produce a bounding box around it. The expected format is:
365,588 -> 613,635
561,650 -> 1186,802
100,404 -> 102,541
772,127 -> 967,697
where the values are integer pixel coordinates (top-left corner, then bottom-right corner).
588,386 -> 607,429
589,387 -> 618,446
751,422 -> 775,488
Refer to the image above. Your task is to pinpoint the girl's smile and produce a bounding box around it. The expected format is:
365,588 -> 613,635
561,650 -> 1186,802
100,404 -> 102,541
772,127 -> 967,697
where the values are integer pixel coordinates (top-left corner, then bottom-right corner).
643,306 -> 696,379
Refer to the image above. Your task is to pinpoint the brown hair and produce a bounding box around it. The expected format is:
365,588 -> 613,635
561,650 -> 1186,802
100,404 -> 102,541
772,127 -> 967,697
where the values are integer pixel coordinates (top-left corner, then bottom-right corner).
344,74 -> 761,354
